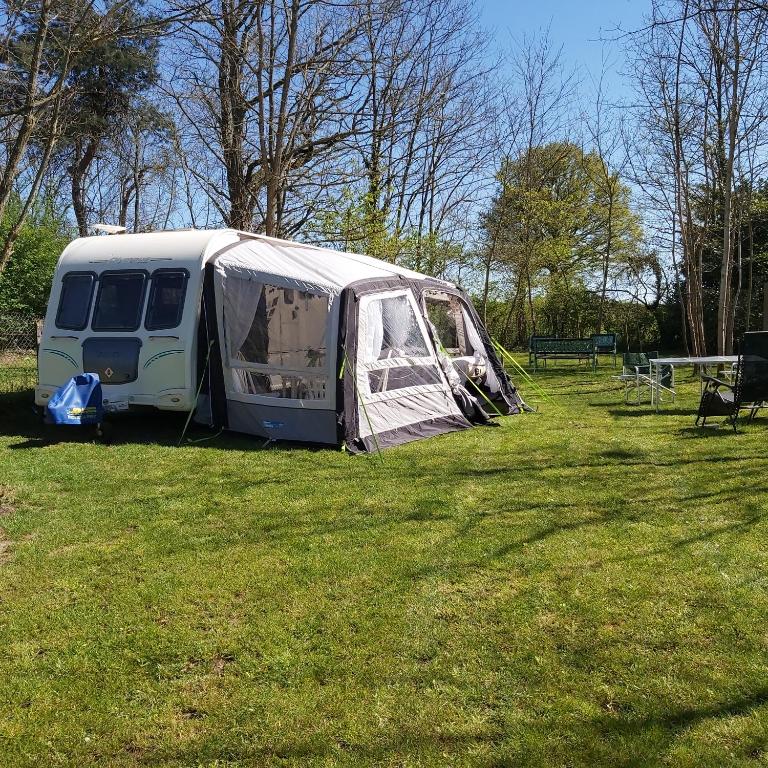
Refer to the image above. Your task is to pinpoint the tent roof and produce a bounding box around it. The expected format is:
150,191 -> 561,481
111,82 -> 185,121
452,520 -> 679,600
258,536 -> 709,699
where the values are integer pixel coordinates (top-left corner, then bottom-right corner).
213,233 -> 452,293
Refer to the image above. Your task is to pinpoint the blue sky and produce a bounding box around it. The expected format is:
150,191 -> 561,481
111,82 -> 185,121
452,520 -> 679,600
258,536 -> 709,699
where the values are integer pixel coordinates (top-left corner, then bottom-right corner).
478,0 -> 648,99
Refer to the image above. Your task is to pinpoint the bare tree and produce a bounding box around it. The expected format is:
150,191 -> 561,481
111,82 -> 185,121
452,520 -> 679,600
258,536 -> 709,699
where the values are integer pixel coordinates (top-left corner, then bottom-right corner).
626,0 -> 768,355
170,0 -> 366,236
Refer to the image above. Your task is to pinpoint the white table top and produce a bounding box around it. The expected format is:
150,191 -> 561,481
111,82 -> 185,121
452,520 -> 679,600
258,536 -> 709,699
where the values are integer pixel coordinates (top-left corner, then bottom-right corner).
651,355 -> 739,366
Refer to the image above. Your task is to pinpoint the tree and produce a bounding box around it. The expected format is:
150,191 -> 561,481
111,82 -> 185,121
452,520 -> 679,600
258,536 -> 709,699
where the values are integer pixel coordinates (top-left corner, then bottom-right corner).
53,2 -> 160,235
0,0 -> 180,271
481,142 -> 642,346
627,0 -> 768,355
170,0 -> 365,236
0,192 -> 70,315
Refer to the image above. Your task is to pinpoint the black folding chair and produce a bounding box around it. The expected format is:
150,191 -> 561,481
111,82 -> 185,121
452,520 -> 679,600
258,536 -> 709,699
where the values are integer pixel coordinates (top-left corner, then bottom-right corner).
696,331 -> 768,431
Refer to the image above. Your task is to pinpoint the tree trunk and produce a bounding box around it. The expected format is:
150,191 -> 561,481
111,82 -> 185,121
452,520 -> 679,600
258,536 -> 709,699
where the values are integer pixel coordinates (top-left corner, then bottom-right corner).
596,193 -> 613,334
71,137 -> 100,237
745,217 -> 753,331
716,0 -> 741,355
0,0 -> 53,262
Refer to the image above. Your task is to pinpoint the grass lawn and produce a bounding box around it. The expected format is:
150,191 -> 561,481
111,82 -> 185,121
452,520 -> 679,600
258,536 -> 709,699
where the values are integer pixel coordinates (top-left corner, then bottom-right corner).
1,356 -> 768,767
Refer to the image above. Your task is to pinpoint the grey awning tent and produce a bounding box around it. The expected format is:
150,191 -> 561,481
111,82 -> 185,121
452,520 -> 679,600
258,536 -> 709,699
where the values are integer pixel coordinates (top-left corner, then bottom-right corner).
199,234 -> 525,451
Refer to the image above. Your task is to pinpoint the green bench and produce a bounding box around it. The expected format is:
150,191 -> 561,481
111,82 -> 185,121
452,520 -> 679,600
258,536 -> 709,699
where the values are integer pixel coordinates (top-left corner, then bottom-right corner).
530,337 -> 596,371
592,333 -> 618,367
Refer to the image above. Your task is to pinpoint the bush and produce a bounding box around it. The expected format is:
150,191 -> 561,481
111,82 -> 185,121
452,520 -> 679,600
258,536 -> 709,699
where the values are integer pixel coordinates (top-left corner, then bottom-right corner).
0,197 -> 72,317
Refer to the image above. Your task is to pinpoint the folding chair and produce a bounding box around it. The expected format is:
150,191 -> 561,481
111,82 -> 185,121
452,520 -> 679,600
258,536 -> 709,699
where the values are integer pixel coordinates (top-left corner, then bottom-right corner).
696,332 -> 768,431
617,351 -> 673,404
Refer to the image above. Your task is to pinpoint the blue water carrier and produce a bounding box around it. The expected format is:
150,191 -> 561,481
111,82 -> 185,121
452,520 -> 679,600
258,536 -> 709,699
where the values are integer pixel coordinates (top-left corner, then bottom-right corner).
47,373 -> 104,426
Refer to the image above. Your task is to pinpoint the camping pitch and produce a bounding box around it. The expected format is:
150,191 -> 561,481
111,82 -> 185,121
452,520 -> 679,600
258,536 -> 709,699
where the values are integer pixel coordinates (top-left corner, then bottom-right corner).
37,229 -> 525,451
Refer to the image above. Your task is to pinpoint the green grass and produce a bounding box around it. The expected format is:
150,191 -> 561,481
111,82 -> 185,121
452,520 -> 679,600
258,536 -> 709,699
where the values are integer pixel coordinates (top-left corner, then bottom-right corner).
1,359 -> 768,767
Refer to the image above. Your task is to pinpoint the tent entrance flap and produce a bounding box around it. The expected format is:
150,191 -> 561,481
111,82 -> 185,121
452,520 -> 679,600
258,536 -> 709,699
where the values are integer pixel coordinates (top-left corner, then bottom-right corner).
349,287 -> 470,449
424,288 -> 526,415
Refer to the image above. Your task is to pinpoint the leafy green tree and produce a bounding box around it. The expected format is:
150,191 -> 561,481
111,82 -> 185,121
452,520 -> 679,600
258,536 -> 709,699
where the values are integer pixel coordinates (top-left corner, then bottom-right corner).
48,2 -> 160,235
481,141 -> 643,345
0,194 -> 71,316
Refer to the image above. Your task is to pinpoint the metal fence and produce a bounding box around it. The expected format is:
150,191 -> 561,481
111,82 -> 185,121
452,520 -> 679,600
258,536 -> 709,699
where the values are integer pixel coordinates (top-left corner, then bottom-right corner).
0,314 -> 40,354
0,314 -> 40,393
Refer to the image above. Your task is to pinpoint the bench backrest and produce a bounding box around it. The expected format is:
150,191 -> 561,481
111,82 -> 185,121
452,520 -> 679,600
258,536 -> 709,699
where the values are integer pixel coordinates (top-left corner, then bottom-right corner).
592,333 -> 617,351
535,338 -> 594,354
529,335 -> 555,351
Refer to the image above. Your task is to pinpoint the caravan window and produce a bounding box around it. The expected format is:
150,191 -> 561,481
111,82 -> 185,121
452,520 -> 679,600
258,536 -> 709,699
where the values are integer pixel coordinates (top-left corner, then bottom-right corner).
56,272 -> 95,330
92,271 -> 147,331
145,270 -> 188,330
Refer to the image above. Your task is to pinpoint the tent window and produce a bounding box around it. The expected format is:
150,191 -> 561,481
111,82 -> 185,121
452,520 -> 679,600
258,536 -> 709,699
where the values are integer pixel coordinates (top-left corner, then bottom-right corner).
229,282 -> 329,370
92,271 -> 147,331
145,270 -> 188,330
233,371 -> 327,400
368,365 -> 442,393
426,294 -> 469,356
363,295 -> 430,362
56,272 -> 95,330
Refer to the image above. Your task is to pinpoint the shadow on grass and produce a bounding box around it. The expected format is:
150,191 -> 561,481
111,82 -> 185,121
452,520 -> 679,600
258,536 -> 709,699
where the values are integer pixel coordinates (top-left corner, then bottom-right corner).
430,450 -> 767,480
601,406 -> 697,418
405,502 -> 648,584
591,686 -> 768,759
0,389 -> 340,453
147,728 -> 494,766
676,421 -> 768,438
594,512 -> 766,569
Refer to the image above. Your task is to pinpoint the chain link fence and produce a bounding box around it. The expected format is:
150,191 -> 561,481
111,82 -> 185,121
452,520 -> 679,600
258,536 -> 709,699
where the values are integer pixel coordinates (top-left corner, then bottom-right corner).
0,314 -> 40,393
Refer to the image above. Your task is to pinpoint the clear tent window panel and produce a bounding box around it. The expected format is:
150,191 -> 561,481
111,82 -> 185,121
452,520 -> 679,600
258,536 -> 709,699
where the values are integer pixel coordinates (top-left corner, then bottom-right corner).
358,290 -> 445,401
233,370 -> 328,400
368,365 -> 443,393
362,294 -> 431,363
425,294 -> 469,356
228,281 -> 329,370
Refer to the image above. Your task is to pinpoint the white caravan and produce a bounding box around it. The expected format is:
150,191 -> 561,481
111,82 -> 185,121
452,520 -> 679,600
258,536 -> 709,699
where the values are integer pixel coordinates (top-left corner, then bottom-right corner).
37,229 -> 525,451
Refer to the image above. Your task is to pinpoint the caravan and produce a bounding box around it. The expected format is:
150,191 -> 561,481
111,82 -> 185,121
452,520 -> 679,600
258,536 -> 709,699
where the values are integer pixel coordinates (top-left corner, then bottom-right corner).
37,229 -> 525,451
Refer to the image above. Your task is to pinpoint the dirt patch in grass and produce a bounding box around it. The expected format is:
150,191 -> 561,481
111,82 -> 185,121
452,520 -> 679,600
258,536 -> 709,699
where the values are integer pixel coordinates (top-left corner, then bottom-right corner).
0,527 -> 11,564
0,485 -> 16,517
